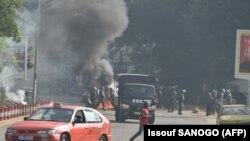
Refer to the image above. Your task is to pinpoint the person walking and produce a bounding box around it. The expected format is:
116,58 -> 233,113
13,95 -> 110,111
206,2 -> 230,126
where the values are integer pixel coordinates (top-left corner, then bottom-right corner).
211,89 -> 217,115
177,89 -> 185,115
130,101 -> 149,141
206,92 -> 213,116
168,89 -> 176,112
88,86 -> 98,108
97,86 -> 106,110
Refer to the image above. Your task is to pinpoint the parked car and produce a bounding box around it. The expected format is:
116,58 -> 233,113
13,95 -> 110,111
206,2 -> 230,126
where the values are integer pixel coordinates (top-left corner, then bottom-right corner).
216,104 -> 250,125
5,102 -> 111,141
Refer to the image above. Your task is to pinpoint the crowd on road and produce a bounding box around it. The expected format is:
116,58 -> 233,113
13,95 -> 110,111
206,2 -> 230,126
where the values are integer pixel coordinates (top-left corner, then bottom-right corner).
155,84 -> 239,117
157,85 -> 186,115
82,85 -> 114,110
83,82 -> 238,118
205,88 -> 233,116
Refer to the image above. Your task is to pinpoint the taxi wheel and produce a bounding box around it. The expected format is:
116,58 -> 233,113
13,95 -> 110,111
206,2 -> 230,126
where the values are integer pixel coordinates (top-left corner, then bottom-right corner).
99,135 -> 107,141
60,133 -> 70,141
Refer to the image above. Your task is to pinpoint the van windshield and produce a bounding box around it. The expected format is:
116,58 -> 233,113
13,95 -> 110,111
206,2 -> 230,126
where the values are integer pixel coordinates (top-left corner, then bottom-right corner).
122,84 -> 156,99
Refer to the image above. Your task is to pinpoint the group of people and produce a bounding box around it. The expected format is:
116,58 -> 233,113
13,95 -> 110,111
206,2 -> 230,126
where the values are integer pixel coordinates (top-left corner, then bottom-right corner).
82,85 -> 114,110
158,85 -> 186,115
206,88 -> 233,116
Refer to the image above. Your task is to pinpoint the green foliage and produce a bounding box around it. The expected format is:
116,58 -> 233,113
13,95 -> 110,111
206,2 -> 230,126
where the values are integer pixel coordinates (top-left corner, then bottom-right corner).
0,38 -> 16,73
115,0 -> 250,80
0,38 -> 4,54
115,0 -> 190,74
0,0 -> 23,42
0,91 -> 7,100
183,0 -> 250,78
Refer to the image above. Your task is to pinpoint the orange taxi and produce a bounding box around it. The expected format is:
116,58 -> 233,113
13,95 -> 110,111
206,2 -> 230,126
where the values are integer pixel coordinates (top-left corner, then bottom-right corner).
5,103 -> 111,141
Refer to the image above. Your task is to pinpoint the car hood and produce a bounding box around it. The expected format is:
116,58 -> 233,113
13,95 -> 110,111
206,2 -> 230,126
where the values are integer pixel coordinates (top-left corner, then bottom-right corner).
220,115 -> 250,124
10,121 -> 68,130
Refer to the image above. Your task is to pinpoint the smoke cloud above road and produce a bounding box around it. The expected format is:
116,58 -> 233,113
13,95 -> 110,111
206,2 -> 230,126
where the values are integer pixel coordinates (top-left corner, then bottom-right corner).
39,0 -> 128,87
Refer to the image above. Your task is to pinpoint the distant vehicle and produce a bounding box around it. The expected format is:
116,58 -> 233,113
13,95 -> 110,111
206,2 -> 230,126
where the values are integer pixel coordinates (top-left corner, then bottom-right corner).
113,73 -> 158,124
5,103 -> 111,141
216,104 -> 250,125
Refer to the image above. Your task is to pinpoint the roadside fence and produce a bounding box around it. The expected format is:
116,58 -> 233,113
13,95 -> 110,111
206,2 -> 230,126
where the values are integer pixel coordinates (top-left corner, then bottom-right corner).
0,100 -> 53,121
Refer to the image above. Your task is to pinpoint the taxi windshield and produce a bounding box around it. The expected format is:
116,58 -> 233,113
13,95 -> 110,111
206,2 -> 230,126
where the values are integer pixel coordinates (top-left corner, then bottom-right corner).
27,108 -> 74,122
222,106 -> 250,116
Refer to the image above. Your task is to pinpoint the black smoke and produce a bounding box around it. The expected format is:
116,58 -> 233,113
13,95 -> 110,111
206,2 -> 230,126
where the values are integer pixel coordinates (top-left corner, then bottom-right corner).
39,0 -> 128,88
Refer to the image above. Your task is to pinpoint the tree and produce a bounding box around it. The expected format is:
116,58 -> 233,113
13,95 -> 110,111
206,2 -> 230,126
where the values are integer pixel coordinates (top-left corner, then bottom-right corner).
116,0 -> 250,80
183,0 -> 250,80
114,0 -> 189,76
0,39 -> 16,72
0,0 -> 22,42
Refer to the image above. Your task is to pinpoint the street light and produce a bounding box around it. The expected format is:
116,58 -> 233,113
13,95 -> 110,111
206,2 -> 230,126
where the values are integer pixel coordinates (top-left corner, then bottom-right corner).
33,0 -> 40,104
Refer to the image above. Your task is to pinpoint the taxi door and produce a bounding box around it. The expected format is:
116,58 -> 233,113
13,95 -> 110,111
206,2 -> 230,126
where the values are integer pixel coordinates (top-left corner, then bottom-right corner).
84,109 -> 103,141
70,110 -> 96,141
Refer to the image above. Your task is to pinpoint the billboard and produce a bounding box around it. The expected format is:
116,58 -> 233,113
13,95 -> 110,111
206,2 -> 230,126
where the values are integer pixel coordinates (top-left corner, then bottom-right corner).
6,36 -> 28,80
235,30 -> 250,80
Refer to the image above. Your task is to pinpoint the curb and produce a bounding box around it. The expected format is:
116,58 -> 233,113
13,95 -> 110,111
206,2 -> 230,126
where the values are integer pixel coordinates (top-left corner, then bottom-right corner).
0,116 -> 25,127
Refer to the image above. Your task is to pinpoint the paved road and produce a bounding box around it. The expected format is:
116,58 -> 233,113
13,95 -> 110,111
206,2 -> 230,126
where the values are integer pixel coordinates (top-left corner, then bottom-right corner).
0,109 -> 215,141
0,93 -> 216,141
101,109 -> 216,141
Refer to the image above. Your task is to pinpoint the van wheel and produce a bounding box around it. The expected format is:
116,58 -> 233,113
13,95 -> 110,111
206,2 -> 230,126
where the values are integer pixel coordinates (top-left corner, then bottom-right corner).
120,115 -> 125,122
60,134 -> 70,141
118,110 -> 125,122
115,109 -> 125,122
115,109 -> 119,122
149,113 -> 155,124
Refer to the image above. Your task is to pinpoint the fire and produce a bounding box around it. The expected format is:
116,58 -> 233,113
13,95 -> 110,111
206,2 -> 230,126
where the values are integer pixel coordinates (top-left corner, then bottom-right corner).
98,98 -> 114,110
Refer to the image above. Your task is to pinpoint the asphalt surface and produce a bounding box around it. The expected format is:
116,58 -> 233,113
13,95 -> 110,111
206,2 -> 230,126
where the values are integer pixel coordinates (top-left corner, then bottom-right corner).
0,108 -> 216,127
0,109 -> 216,141
0,94 -> 216,141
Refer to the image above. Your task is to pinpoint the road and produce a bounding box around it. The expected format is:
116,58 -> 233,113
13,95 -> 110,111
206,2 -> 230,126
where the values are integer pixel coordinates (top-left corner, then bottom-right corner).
0,94 -> 216,141
99,109 -> 214,141
0,109 -> 215,141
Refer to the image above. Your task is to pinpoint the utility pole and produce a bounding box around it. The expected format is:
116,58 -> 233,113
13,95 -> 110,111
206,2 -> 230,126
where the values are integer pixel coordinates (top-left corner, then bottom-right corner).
148,51 -> 152,75
148,43 -> 156,75
33,0 -> 40,104
24,36 -> 28,81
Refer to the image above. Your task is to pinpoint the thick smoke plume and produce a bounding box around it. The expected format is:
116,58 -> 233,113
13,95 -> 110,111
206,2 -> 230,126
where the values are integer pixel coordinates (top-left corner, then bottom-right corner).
40,0 -> 128,87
